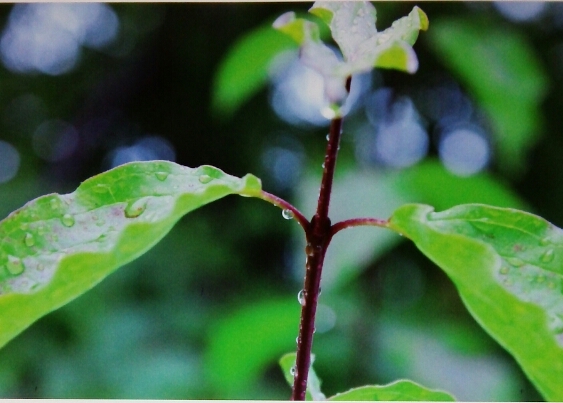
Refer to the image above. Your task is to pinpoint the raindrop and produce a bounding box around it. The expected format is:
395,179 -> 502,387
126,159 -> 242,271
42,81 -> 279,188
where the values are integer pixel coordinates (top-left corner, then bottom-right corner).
290,365 -> 297,376
6,255 -> 24,275
506,257 -> 525,267
50,198 -> 60,210
37,264 -> 45,271
24,233 -> 35,247
20,222 -> 29,231
326,134 -> 330,141
541,249 -> 555,263
540,237 -> 552,246
321,162 -> 326,169
282,209 -> 294,220
198,174 -> 213,184
155,172 -> 169,181
297,289 -> 306,306
537,274 -> 546,283
92,184 -> 108,194
124,199 -> 147,218
305,244 -> 314,256
499,266 -> 509,275
61,213 -> 75,227
37,226 -> 46,236
95,218 -> 106,227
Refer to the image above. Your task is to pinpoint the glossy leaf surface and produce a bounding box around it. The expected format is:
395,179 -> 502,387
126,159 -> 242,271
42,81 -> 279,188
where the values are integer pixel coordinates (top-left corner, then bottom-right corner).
389,203 -> 563,401
274,2 -> 427,104
0,161 -> 261,349
329,380 -> 455,401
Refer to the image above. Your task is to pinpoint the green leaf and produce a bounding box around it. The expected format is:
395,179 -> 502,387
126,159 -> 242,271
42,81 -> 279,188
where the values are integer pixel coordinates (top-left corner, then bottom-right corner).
388,203 -> 563,401
274,2 -> 428,104
328,380 -> 455,401
211,24 -> 297,118
428,18 -> 547,175
0,161 -> 261,349
279,352 -> 325,401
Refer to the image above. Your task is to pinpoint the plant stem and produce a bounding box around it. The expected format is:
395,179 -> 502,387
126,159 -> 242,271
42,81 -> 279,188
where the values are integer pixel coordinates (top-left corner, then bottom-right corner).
292,114 -> 343,401
259,190 -> 310,231
330,217 -> 389,237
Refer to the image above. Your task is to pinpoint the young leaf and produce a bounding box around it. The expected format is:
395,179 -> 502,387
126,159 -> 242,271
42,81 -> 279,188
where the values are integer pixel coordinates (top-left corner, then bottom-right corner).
0,161 -> 262,349
388,203 -> 563,401
328,380 -> 455,401
279,352 -> 325,401
274,2 -> 428,105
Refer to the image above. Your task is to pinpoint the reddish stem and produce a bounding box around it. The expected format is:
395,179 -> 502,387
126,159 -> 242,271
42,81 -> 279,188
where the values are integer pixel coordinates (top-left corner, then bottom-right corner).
259,190 -> 310,231
291,114 -> 343,401
330,217 -> 389,237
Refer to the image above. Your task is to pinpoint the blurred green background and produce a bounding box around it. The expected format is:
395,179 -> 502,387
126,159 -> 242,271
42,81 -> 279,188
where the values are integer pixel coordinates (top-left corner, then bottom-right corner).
0,2 -> 561,400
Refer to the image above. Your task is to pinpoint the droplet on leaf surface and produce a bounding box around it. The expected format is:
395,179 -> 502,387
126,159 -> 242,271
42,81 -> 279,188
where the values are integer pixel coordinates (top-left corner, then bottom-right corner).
24,233 -> 35,247
198,174 -> 213,184
124,199 -> 147,218
541,249 -> 555,263
155,172 -> 169,181
6,255 -> 24,275
61,213 -> 75,227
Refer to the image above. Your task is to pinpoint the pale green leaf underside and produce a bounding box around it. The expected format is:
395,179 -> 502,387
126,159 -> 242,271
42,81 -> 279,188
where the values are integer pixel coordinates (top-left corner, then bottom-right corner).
389,203 -> 563,401
279,352 -> 324,401
0,161 -> 261,349
273,2 -> 427,103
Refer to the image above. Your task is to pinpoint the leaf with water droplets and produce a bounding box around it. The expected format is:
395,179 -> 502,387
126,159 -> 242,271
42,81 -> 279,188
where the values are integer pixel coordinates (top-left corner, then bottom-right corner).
0,161 -> 262,349
274,2 -> 428,104
279,352 -> 325,401
388,203 -> 563,401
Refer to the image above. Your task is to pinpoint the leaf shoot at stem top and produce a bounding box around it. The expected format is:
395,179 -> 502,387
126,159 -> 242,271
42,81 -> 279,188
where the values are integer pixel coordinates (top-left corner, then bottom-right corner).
273,2 -> 428,110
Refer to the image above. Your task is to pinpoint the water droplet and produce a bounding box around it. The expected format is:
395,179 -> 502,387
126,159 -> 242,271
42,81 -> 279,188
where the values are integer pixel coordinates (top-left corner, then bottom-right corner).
506,257 -> 525,267
282,209 -> 294,220
499,266 -> 509,275
96,234 -> 107,242
19,222 -> 29,231
318,287 -> 322,296
198,174 -> 213,184
37,226 -> 46,236
61,214 -> 75,227
540,237 -> 552,246
298,289 -> 306,306
541,249 -> 555,263
93,184 -> 108,193
124,199 -> 147,218
537,274 -> 546,283
155,172 -> 169,181
24,233 -> 35,247
296,336 -> 300,344
37,264 -> 45,271
305,244 -> 314,256
50,198 -> 59,210
6,255 -> 24,275
326,133 -> 330,141
321,106 -> 337,119
321,162 -> 326,169
96,218 -> 106,227
290,365 -> 297,376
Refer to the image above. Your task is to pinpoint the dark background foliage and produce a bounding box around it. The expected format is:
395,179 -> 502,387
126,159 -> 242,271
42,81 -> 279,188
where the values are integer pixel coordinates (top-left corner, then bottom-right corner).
0,2 -> 560,400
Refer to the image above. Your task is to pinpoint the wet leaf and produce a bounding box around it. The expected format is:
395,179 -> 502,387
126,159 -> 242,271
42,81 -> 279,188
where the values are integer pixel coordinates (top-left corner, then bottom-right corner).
274,2 -> 428,104
0,161 -> 261,349
389,203 -> 563,401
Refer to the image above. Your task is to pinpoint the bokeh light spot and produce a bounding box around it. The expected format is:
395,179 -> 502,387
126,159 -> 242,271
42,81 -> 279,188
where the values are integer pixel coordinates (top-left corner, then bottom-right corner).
0,141 -> 21,184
